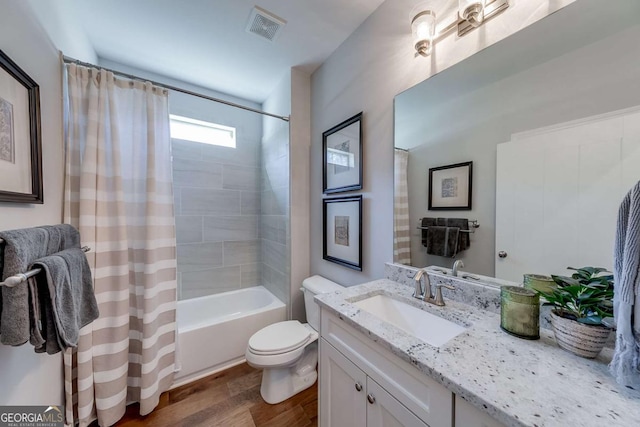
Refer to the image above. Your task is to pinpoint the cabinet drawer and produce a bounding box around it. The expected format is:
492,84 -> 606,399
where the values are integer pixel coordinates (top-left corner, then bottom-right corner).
321,310 -> 453,427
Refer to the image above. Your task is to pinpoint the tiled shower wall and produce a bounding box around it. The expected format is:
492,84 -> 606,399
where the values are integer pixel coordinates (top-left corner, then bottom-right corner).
172,105 -> 263,300
260,118 -> 290,305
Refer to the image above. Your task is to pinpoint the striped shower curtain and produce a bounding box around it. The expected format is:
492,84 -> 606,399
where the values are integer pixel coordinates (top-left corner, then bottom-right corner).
394,149 -> 411,265
63,64 -> 177,426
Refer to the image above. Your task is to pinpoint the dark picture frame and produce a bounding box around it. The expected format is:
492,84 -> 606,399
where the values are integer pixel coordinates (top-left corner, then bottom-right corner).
323,112 -> 363,194
323,195 -> 362,271
428,161 -> 472,210
0,49 -> 43,204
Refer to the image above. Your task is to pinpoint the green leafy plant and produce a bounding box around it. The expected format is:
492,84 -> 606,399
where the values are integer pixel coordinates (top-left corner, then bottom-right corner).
537,267 -> 614,326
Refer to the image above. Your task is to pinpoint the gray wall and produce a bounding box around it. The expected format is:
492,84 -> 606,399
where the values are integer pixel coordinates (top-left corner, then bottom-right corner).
171,91 -> 263,300
172,119 -> 262,300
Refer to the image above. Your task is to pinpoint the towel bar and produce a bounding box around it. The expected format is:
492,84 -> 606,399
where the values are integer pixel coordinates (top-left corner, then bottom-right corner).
417,226 -> 475,234
417,219 -> 480,234
0,245 -> 91,288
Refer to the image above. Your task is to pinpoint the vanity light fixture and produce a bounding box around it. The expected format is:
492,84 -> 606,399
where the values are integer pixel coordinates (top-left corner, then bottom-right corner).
411,0 -> 509,57
411,10 -> 437,56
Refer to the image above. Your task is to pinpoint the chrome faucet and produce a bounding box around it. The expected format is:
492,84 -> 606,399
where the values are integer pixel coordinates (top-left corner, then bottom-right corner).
413,270 -> 454,306
452,260 -> 464,277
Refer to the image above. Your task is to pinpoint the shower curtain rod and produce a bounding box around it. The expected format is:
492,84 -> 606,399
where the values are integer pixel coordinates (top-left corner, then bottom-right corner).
62,55 -> 290,122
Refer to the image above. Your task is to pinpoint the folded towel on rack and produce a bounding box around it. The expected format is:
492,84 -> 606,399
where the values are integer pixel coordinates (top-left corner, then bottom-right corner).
39,224 -> 82,252
0,224 -> 84,348
425,226 -> 460,257
447,218 -> 471,252
0,228 -> 50,346
31,248 -> 98,353
421,218 -> 437,247
27,277 -> 45,349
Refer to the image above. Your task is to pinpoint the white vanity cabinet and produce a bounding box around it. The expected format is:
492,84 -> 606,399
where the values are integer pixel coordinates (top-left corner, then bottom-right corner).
320,338 -> 428,427
319,309 -> 452,427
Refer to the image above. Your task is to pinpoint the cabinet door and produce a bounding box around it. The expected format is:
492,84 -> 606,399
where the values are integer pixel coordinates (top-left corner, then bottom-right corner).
319,338 -> 367,427
455,396 -> 506,427
366,378 -> 428,427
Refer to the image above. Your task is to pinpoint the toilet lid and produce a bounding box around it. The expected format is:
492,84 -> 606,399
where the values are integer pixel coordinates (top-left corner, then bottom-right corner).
248,320 -> 311,355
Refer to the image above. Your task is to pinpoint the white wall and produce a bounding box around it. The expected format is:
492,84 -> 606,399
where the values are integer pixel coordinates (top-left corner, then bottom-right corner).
0,0 -> 66,406
24,0 -> 97,63
310,0 -> 575,286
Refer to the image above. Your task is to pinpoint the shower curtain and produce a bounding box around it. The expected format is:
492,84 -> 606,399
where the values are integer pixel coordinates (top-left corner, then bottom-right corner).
64,64 -> 177,426
394,149 -> 411,265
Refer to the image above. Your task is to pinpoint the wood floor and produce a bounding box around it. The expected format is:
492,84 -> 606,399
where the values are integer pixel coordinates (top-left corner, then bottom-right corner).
110,363 -> 317,427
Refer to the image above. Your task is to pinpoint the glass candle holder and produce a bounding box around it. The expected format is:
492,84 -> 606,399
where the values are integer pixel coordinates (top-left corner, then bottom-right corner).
500,285 -> 540,340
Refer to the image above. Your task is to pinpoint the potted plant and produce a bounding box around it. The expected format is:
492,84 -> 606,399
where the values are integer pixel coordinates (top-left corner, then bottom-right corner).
537,267 -> 614,359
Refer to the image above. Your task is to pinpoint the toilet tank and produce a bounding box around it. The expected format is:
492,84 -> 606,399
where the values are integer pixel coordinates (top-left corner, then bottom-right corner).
301,275 -> 343,331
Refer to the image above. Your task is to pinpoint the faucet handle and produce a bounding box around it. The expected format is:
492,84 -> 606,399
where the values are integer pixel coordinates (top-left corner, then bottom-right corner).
412,270 -> 425,298
434,284 -> 455,306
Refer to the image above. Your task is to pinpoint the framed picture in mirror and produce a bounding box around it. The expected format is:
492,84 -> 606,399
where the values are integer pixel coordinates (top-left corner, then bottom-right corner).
323,112 -> 362,194
428,161 -> 472,210
323,195 -> 362,271
0,49 -> 43,204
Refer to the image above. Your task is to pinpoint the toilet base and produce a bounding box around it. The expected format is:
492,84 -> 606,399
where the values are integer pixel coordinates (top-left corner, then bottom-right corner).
259,342 -> 318,404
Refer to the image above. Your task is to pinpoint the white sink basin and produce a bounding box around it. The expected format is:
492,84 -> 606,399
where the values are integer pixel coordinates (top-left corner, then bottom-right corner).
353,294 -> 466,347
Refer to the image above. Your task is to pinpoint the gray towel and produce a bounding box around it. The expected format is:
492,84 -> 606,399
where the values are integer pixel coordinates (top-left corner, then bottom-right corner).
0,224 -> 83,348
425,226 -> 460,258
421,218 -> 437,247
31,248 -> 99,351
0,228 -> 50,345
447,218 -> 471,252
611,181 -> 640,389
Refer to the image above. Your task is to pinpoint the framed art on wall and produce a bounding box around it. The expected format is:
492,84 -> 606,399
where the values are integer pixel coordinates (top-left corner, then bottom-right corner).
323,195 -> 362,271
0,49 -> 43,204
323,112 -> 362,194
428,161 -> 472,210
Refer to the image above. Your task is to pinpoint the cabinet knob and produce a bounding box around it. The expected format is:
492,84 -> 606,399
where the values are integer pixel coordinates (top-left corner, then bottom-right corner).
498,251 -> 508,259
367,394 -> 376,404
355,382 -> 363,392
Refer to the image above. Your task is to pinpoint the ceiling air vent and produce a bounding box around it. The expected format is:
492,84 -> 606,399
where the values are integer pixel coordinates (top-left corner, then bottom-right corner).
245,6 -> 286,42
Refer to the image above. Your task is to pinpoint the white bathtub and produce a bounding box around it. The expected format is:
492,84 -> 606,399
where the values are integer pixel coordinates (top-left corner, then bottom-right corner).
172,286 -> 286,388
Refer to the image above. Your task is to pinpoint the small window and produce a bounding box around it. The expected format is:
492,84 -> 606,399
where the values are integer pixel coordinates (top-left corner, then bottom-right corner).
169,114 -> 236,148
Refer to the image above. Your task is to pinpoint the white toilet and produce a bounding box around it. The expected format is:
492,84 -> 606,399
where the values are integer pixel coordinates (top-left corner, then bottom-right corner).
245,275 -> 343,404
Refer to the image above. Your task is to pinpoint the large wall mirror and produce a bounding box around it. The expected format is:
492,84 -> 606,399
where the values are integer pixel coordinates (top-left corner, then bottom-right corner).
394,0 -> 640,283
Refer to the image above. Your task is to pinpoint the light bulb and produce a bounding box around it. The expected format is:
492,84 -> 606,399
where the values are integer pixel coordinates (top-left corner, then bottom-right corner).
411,10 -> 436,56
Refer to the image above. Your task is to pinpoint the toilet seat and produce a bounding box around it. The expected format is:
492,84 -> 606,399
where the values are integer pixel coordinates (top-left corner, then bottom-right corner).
248,320 -> 311,355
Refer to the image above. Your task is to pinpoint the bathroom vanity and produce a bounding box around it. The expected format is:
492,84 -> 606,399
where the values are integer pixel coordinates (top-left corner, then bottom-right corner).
315,276 -> 640,427
319,306 -> 500,427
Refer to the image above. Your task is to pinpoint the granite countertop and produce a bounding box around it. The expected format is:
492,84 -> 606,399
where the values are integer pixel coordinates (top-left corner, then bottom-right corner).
315,279 -> 640,427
